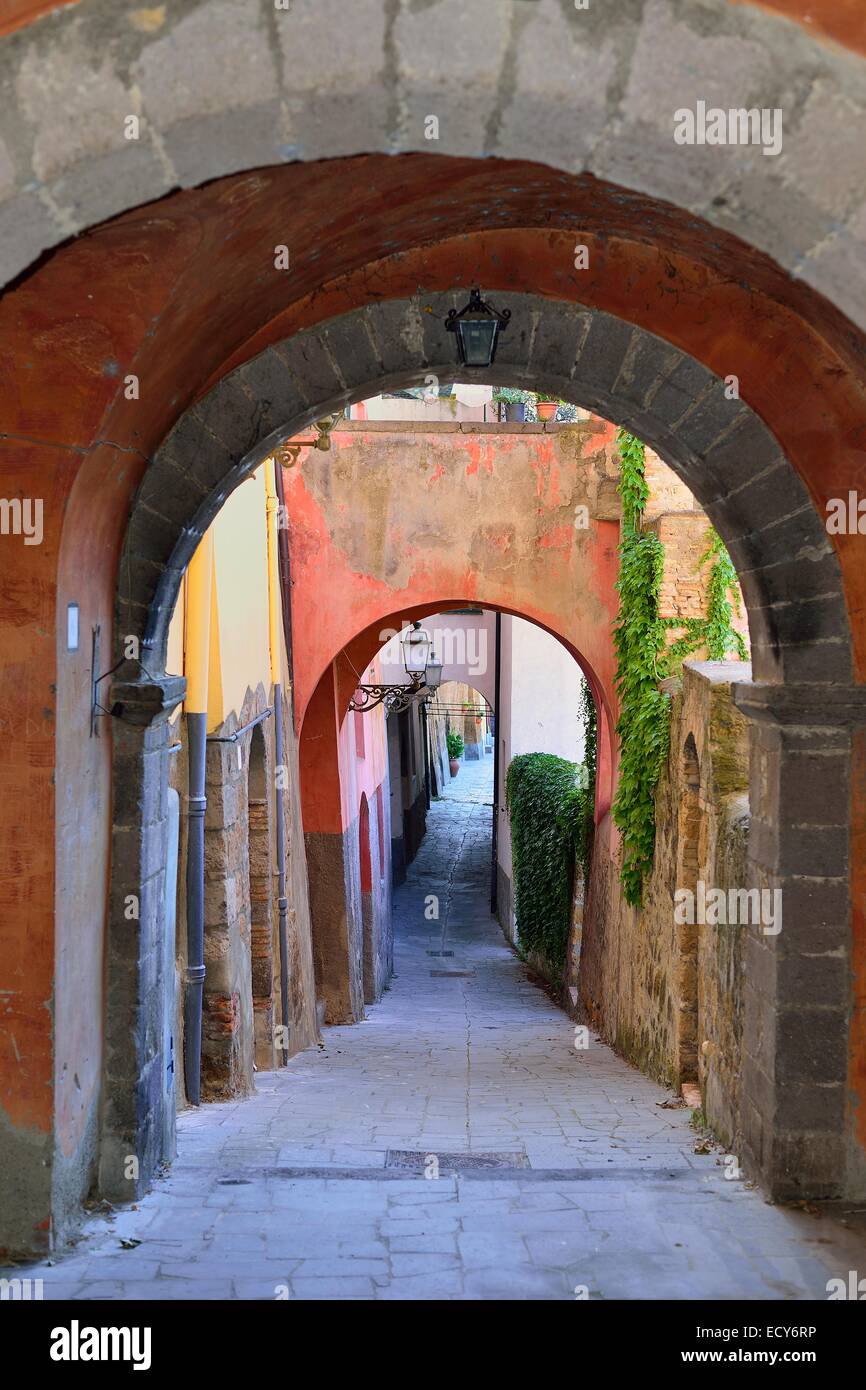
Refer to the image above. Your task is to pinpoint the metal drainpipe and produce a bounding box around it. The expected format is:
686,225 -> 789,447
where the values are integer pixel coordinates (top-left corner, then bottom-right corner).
273,452 -> 296,729
183,530 -> 213,1106
490,611 -> 502,915
265,459 -> 291,1063
421,702 -> 431,810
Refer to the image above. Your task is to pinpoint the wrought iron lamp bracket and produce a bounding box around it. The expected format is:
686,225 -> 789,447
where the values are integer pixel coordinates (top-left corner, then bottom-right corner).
348,673 -> 429,715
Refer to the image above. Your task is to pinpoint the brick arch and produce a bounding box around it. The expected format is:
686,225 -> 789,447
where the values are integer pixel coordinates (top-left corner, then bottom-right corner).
2,0 -> 865,338
107,292 -> 865,1206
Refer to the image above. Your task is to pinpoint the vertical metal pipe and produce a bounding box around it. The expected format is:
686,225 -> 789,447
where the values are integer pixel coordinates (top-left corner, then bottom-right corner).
421,703 -> 431,810
183,531 -> 213,1106
273,453 -> 296,729
265,460 -> 291,1063
184,712 -> 207,1105
272,684 -> 290,1064
490,610 -> 502,914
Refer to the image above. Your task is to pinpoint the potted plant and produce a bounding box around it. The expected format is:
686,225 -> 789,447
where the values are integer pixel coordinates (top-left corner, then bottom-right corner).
535,392 -> 559,421
492,387 -> 529,423
446,729 -> 464,777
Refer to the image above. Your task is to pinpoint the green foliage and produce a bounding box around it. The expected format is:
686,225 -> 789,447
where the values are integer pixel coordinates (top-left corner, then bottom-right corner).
611,431 -> 745,906
577,681 -> 597,878
617,427 -> 649,530
506,752 -> 592,978
491,388 -> 579,421
611,428 -> 671,905
666,529 -> 748,665
492,387 -> 532,404
611,553 -> 671,897
446,729 -> 464,759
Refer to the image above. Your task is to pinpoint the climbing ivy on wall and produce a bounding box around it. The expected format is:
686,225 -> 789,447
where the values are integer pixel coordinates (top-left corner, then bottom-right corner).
611,429 -> 745,906
666,529 -> 748,664
611,429 -> 671,906
506,753 -> 591,979
578,680 -> 597,876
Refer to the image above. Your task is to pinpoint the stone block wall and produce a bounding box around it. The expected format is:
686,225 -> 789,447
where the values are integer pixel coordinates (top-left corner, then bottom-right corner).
576,662 -> 752,1151
201,725 -> 255,1102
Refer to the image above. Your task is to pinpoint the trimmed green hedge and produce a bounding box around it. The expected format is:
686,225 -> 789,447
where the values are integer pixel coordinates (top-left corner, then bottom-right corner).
506,753 -> 591,978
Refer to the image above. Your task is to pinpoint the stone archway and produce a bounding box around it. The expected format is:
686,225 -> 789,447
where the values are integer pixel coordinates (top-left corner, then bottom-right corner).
2,0 -> 865,345
104,291 -> 861,1206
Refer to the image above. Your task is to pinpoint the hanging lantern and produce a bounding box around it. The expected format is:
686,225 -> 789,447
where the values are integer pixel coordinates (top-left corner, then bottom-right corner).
445,288 -> 511,368
401,622 -> 431,678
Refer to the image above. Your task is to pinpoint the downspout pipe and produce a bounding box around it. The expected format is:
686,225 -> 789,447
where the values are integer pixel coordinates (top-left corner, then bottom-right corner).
273,452 -> 296,729
265,459 -> 291,1064
183,530 -> 213,1106
421,702 -> 431,811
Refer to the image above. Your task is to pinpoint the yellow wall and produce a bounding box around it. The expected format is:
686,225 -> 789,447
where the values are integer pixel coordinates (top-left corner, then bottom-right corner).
165,465 -> 279,731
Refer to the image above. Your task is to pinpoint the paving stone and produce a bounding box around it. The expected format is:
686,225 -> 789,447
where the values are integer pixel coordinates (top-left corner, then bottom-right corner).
290,1276 -> 375,1300
5,757 -> 864,1300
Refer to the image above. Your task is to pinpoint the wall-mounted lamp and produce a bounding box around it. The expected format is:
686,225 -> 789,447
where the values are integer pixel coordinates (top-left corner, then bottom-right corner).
276,411 -> 343,469
348,623 -> 443,715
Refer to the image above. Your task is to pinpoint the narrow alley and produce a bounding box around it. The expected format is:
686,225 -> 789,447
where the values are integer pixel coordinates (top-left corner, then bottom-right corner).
11,758 -> 863,1302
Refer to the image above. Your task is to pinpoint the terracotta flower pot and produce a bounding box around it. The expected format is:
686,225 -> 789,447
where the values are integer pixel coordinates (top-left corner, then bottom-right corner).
536,400 -> 558,421
449,758 -> 460,778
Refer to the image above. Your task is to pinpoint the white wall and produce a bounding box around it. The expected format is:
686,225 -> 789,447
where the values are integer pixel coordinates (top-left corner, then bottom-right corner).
497,616 -> 586,934
505,618 -> 585,764
353,384 -> 495,423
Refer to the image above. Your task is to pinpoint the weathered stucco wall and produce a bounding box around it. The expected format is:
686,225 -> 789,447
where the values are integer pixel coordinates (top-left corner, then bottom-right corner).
284,419 -> 625,738
578,662 -> 752,1151
299,654 -> 393,1026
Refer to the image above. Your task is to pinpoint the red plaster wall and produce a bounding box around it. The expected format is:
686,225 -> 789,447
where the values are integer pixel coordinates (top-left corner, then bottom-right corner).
286,424 -> 623,748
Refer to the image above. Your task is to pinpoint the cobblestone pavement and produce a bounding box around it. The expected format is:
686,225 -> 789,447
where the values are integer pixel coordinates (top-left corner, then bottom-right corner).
7,754 -> 866,1300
